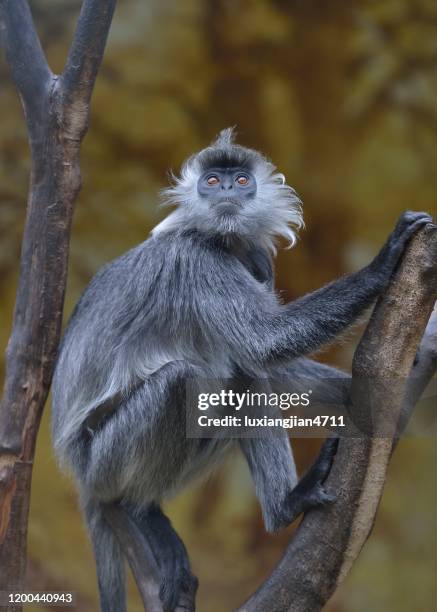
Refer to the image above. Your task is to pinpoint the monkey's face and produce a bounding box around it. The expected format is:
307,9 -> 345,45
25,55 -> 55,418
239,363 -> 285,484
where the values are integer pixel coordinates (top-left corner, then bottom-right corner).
156,133 -> 303,251
197,167 -> 257,208
196,166 -> 258,234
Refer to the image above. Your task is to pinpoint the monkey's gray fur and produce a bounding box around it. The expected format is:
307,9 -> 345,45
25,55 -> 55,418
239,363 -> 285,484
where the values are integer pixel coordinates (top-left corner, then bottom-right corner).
51,128 -> 432,612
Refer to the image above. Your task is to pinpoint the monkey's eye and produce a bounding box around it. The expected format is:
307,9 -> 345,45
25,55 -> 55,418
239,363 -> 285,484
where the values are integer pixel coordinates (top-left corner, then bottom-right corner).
206,175 -> 220,186
236,175 -> 249,186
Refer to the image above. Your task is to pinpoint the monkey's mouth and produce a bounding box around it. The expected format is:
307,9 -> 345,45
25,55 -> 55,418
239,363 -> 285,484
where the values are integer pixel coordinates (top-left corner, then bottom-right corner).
214,198 -> 243,215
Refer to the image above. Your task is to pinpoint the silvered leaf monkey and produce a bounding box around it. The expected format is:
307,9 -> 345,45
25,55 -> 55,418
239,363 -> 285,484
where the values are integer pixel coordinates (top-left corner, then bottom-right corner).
51,128 -> 432,611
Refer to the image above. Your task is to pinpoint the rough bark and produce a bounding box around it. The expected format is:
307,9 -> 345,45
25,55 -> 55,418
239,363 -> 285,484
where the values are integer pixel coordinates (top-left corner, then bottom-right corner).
0,1 -> 117,608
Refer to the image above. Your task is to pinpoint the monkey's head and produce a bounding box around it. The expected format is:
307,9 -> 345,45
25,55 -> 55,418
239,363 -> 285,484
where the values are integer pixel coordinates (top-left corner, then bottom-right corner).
153,128 -> 303,253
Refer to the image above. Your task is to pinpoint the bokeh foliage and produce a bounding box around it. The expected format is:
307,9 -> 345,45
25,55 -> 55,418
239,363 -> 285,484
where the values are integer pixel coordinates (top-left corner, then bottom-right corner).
1,0 -> 437,610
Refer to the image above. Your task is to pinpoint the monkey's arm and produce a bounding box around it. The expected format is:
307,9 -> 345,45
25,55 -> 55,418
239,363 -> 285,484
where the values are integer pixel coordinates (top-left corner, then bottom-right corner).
215,212 -> 431,367
266,262 -> 383,361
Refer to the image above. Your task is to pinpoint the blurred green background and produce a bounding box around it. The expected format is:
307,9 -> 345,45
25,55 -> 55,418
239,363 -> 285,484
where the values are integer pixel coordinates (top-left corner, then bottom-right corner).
1,0 -> 437,610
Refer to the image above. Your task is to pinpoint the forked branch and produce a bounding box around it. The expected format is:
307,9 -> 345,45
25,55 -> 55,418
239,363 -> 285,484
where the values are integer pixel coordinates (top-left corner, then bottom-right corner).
0,1 -> 117,607
0,0 -> 52,120
61,0 -> 117,137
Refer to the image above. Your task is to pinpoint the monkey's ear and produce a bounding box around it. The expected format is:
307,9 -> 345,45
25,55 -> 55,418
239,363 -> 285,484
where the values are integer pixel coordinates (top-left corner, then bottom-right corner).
212,126 -> 237,148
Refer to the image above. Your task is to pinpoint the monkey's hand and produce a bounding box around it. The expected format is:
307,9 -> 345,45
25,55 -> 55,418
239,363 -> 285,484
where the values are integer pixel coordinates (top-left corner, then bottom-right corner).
369,211 -> 433,288
271,437 -> 338,531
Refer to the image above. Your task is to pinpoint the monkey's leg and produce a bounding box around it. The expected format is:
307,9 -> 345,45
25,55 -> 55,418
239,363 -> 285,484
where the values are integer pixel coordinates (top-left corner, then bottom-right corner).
82,361 -> 200,501
234,373 -> 300,532
242,433 -> 338,533
124,503 -> 198,612
239,432 -> 299,532
83,498 -> 127,612
80,361 -> 203,612
276,436 -> 339,527
265,358 -> 347,527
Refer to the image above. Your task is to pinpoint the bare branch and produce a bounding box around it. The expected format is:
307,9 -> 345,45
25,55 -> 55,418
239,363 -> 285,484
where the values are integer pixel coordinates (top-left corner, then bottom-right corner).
61,0 -> 117,135
0,1 -> 118,604
237,224 -> 437,612
400,302 -> 437,438
0,0 -> 52,118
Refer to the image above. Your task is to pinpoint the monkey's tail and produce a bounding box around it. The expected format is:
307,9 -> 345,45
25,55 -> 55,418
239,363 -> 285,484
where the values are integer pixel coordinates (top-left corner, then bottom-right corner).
83,498 -> 126,612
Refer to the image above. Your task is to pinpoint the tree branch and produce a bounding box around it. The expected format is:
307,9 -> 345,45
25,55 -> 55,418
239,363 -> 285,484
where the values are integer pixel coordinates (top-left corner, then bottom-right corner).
399,301 -> 437,441
0,1 -> 117,606
236,224 -> 437,612
0,0 -> 52,120
60,0 -> 117,138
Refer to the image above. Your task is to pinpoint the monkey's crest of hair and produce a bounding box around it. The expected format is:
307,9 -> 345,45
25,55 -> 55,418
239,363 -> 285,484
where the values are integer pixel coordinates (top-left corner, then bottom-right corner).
153,128 -> 303,254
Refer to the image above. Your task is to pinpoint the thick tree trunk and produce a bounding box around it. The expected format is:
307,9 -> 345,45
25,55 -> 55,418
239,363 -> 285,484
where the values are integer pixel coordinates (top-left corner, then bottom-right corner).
0,2 -> 117,608
0,124 -> 81,602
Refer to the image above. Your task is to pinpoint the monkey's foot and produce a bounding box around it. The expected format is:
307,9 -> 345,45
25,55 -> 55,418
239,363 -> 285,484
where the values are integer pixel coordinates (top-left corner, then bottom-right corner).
159,562 -> 198,612
273,436 -> 339,531
153,528 -> 198,612
131,503 -> 198,612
